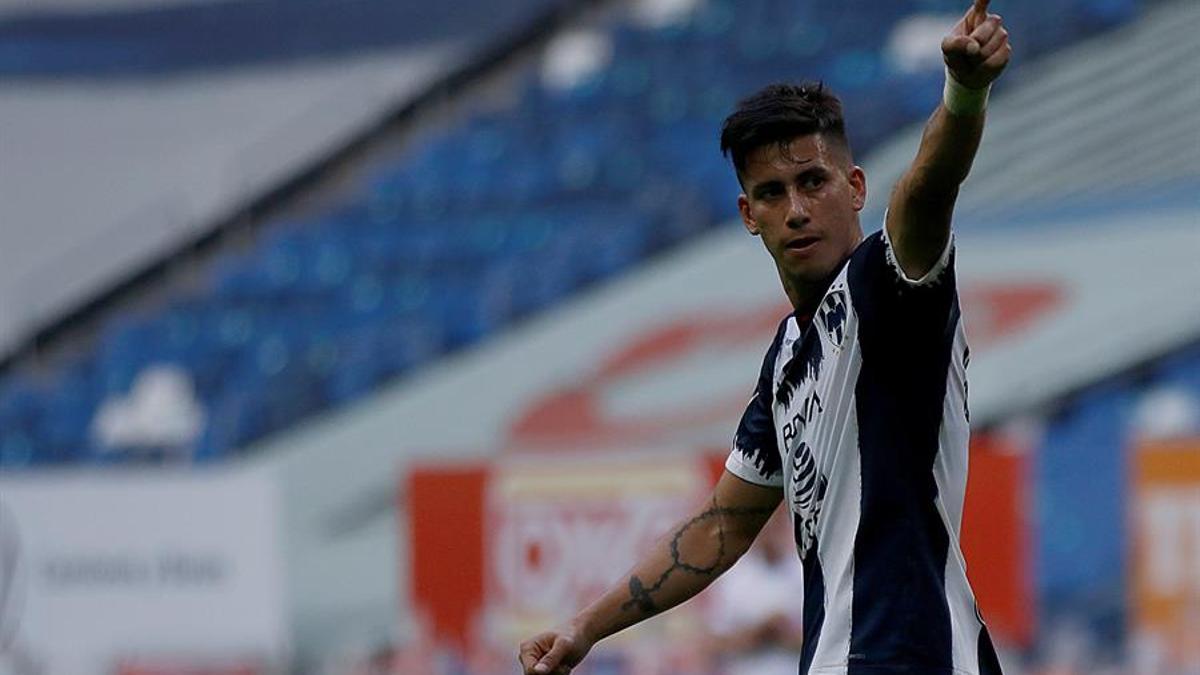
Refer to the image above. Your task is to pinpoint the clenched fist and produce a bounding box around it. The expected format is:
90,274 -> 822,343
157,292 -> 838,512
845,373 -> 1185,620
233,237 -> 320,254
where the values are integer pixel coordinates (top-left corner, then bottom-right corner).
518,624 -> 594,675
942,0 -> 1012,89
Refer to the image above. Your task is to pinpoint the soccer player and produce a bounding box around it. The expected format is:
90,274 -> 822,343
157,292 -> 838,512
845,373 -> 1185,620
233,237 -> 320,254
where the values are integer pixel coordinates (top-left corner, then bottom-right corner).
519,1 -> 1011,673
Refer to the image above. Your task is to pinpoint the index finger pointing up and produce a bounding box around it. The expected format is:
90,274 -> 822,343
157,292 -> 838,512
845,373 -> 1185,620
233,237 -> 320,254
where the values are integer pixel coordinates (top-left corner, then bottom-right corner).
967,0 -> 989,30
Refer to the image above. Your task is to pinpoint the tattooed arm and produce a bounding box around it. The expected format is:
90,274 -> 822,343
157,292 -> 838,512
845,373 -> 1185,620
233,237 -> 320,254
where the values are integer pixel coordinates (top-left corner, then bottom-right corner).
518,471 -> 782,675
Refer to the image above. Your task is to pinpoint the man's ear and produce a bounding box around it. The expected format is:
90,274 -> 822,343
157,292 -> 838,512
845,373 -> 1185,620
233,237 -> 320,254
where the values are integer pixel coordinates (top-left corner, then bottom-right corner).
738,194 -> 760,235
849,166 -> 867,212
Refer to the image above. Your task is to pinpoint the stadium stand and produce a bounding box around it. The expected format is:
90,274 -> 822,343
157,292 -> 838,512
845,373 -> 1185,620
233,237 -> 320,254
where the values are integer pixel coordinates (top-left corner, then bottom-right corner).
0,0 -> 575,361
0,0 -> 1148,469
0,0 -> 564,77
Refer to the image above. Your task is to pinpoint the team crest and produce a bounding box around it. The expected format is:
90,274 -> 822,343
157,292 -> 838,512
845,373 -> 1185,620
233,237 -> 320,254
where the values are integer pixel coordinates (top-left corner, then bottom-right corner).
819,290 -> 847,349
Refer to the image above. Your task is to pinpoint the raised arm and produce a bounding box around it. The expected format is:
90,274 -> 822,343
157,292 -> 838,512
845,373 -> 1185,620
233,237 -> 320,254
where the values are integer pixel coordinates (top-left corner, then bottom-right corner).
886,0 -> 1011,279
518,470 -> 783,675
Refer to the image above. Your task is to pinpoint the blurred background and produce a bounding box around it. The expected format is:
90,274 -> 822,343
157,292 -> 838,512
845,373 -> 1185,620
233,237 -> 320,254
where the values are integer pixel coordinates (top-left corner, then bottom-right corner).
0,0 -> 1197,673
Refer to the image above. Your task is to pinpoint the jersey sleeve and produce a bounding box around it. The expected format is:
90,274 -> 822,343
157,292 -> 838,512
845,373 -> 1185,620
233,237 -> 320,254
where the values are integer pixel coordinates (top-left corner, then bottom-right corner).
846,221 -> 960,361
881,220 -> 955,289
724,320 -> 787,488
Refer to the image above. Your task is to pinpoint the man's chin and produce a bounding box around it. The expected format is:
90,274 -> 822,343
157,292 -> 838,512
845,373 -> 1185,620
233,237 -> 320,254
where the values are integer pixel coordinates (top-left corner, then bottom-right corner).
788,262 -> 837,285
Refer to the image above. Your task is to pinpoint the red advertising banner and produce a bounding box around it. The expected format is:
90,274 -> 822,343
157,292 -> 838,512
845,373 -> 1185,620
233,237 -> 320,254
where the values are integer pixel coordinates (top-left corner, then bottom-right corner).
961,431 -> 1035,647
407,464 -> 488,649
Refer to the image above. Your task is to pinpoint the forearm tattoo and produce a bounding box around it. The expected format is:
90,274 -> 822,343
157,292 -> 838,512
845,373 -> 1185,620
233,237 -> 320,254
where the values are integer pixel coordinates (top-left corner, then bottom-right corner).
620,498 -> 774,615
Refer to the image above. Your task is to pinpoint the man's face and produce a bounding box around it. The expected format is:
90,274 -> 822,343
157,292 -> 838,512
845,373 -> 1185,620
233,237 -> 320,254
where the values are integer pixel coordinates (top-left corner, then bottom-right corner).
737,134 -> 867,292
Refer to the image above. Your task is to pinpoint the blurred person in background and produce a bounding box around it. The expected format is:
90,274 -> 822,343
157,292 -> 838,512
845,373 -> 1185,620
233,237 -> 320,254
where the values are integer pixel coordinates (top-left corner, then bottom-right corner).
519,1 -> 1011,673
704,509 -> 805,675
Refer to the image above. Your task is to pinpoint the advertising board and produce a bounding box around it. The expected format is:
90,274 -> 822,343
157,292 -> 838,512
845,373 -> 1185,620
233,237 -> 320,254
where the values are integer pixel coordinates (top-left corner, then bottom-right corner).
0,470 -> 286,675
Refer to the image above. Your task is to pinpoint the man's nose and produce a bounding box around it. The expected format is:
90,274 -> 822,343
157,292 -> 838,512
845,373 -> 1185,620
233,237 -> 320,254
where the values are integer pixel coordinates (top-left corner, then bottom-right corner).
786,189 -> 810,228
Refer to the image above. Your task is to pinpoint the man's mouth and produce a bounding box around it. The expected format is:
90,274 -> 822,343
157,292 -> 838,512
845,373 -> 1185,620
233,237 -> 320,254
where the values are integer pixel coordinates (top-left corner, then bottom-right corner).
786,236 -> 820,253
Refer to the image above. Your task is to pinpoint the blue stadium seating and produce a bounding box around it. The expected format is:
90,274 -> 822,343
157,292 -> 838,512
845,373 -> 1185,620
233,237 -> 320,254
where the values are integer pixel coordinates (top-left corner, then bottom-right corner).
0,0 -> 566,77
0,0 -> 1144,465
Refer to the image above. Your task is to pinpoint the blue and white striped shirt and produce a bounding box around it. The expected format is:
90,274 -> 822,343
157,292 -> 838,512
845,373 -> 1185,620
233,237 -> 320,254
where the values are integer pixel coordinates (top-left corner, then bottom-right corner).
725,227 -> 1002,675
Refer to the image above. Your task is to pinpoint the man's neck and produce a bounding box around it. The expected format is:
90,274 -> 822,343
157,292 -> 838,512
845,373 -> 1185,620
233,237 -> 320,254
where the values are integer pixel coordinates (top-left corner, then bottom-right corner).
780,239 -> 860,320
782,273 -> 832,322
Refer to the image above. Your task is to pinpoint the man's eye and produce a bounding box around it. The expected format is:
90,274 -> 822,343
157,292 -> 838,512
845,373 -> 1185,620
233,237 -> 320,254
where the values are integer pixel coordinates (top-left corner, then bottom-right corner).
802,175 -> 825,189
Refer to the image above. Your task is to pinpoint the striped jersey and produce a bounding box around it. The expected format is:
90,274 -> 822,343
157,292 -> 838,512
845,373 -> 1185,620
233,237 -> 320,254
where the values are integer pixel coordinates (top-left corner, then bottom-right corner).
724,227 -> 1002,675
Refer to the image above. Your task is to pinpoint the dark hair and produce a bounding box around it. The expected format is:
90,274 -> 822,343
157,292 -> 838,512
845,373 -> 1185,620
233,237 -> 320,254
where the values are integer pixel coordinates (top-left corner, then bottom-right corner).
719,82 -> 850,179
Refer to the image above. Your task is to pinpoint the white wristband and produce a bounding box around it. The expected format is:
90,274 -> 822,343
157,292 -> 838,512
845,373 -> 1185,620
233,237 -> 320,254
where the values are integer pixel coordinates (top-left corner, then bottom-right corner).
943,67 -> 990,116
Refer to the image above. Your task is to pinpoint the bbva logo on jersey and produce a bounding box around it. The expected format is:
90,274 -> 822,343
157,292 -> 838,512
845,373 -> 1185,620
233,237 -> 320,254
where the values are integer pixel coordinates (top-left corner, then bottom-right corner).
819,290 -> 847,349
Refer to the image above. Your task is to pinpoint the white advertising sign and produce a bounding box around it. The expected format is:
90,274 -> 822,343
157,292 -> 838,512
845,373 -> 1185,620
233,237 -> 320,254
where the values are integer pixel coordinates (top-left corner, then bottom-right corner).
0,469 -> 287,675
484,453 -> 709,639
